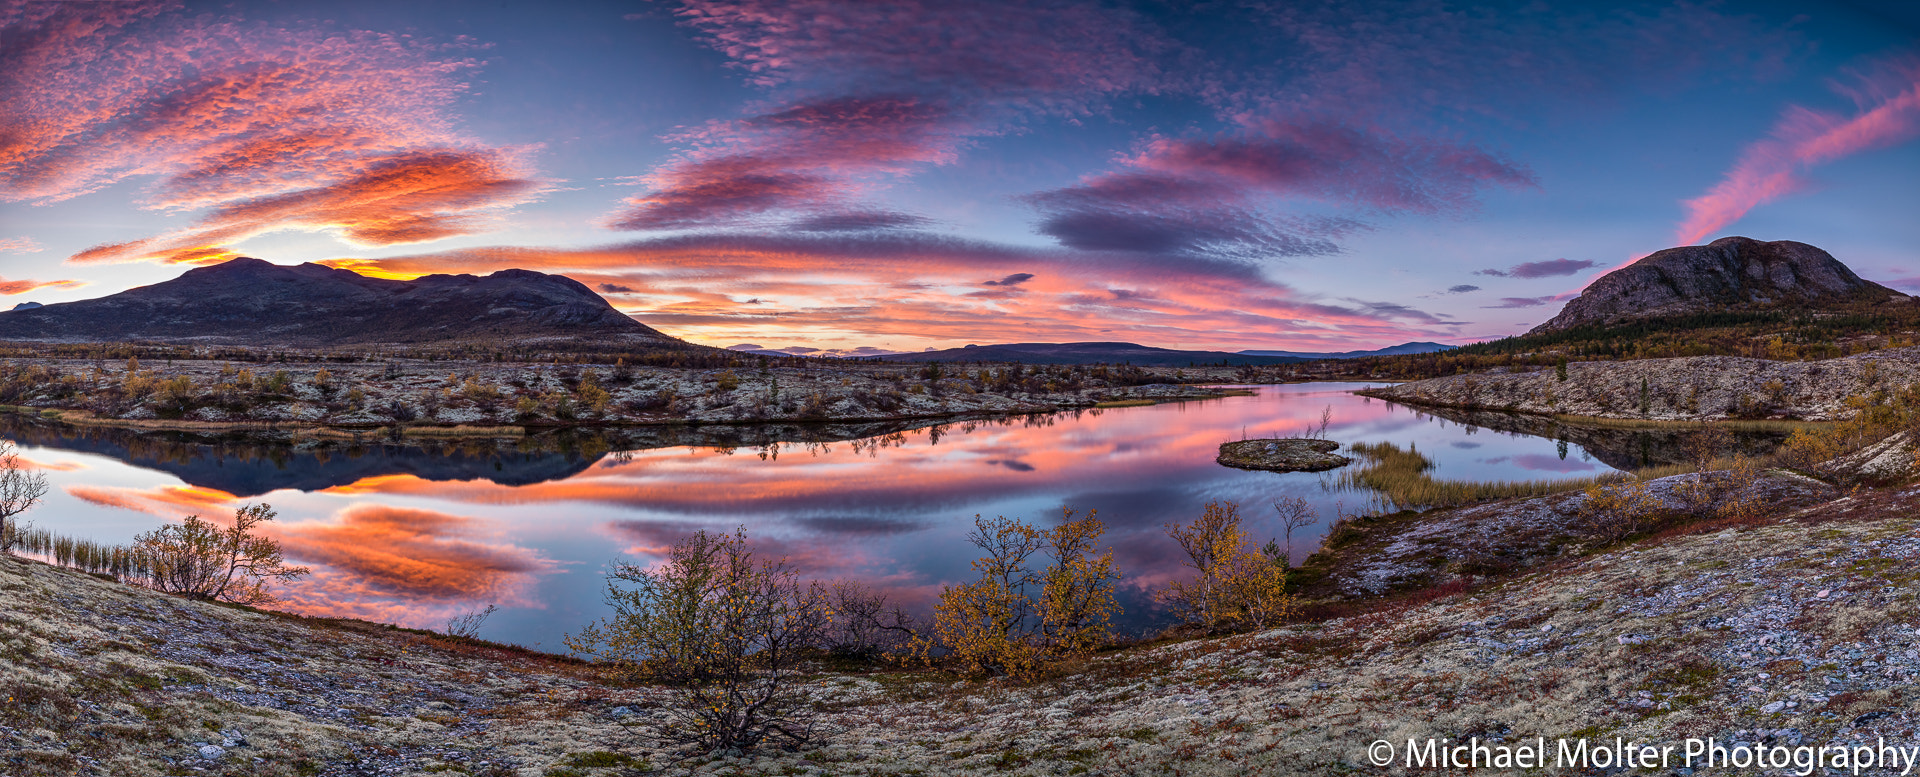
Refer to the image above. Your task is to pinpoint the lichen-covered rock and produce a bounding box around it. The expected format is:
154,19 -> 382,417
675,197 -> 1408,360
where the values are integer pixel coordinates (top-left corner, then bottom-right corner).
1216,438 -> 1350,472
1820,432 -> 1918,486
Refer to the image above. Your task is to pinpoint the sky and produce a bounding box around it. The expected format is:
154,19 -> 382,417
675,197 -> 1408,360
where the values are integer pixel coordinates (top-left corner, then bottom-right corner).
1,0 -> 1917,355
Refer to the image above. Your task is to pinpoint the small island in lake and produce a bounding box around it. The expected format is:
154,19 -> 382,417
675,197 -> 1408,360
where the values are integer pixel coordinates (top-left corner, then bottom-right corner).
1216,438 -> 1351,472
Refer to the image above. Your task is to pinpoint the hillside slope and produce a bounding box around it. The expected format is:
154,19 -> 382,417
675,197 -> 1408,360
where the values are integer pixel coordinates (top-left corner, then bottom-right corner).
0,258 -> 678,348
5,479 -> 1918,775
1363,347 -> 1920,421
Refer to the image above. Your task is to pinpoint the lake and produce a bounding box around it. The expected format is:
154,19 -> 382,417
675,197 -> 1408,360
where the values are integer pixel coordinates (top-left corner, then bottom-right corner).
4,382 -> 1719,646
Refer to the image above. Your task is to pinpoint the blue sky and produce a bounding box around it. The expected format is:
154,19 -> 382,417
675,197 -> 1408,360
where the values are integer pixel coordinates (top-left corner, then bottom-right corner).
2,0 -> 1916,354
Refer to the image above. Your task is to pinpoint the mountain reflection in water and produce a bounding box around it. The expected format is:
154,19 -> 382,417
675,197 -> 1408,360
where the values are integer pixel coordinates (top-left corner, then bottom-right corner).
4,384 -> 1785,647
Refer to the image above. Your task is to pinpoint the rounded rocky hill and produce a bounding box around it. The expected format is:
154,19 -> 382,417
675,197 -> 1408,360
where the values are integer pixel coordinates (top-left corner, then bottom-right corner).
1530,236 -> 1909,333
0,257 -> 681,347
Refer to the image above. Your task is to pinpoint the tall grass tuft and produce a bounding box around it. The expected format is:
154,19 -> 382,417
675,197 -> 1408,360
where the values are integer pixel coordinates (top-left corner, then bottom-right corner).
12,527 -> 153,580
1336,441 -> 1631,510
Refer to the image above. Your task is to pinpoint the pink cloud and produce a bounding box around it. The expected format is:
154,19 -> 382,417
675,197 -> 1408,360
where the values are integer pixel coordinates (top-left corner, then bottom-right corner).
1024,122 -> 1531,263
608,0 -> 1168,231
0,237 -> 42,254
72,149 -> 545,265
0,1 -> 539,264
1677,57 -> 1920,245
321,231 -> 1461,351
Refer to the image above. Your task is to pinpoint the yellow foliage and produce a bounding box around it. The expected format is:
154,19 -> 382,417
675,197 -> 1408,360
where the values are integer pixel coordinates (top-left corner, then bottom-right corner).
920,510 -> 1121,680
1574,480 -> 1662,542
1157,501 -> 1293,633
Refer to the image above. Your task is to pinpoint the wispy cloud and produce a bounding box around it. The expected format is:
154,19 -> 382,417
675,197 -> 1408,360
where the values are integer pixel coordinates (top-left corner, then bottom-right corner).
1677,56 -> 1920,245
1023,122 -> 1534,267
1475,258 -> 1595,279
0,237 -> 43,254
0,276 -> 84,296
1443,284 -> 1480,294
1481,296 -> 1556,309
322,231 -> 1463,351
71,149 -> 545,265
608,0 -> 1168,231
0,1 -> 541,264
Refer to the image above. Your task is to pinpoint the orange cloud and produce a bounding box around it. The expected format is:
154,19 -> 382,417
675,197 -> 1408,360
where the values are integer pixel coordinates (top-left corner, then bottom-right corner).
1677,57 -> 1920,245
273,504 -> 556,603
64,484 -> 240,516
320,232 -> 1462,352
72,149 -> 546,265
17,456 -> 83,472
0,277 -> 85,295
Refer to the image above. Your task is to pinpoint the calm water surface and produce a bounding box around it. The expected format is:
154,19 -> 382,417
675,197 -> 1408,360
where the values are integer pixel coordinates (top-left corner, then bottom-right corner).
10,383 -> 1629,646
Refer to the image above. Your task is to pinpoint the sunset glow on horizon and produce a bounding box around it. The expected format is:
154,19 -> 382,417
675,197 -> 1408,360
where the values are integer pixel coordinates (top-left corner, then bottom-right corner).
3,0 -> 1916,355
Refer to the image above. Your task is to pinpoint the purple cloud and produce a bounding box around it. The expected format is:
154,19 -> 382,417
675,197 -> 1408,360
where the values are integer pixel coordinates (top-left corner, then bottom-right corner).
1482,296 -> 1555,308
1476,258 -> 1595,279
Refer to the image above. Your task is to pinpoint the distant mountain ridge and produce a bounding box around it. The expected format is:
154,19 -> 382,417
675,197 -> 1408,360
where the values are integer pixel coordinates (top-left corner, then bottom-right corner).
1531,236 -> 1909,333
1237,341 -> 1455,359
0,257 -> 682,348
874,342 -> 1309,366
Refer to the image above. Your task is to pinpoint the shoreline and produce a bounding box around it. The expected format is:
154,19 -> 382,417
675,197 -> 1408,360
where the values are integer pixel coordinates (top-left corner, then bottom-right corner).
0,388 -> 1244,440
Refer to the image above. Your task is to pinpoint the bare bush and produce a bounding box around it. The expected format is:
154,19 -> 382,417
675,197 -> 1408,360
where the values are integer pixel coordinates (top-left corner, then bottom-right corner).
444,604 -> 498,640
1272,496 -> 1319,565
0,441 -> 49,555
132,503 -> 310,604
566,529 -> 827,755
821,580 -> 915,660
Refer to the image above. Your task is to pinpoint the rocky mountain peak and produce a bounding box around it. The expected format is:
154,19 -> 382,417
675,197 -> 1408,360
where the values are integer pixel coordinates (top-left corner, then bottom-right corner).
1530,237 -> 1908,333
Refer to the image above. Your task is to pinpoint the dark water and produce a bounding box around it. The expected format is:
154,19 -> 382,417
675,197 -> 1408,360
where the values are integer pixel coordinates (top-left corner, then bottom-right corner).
6,383 -> 1770,647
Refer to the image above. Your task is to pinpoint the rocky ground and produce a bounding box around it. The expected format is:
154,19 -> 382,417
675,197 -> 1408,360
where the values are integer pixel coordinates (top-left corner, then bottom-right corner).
1363,347 -> 1920,421
6,450 -> 1919,776
0,357 -> 1245,433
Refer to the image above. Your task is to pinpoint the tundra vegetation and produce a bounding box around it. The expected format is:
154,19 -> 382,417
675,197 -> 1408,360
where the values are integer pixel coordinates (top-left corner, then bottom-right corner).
3,379 -> 1916,770
0,350 -> 1241,430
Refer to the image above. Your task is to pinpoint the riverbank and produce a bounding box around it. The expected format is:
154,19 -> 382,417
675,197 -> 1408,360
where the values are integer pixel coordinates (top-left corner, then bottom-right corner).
0,357 -> 1246,437
1358,347 -> 1920,422
8,465 -> 1918,775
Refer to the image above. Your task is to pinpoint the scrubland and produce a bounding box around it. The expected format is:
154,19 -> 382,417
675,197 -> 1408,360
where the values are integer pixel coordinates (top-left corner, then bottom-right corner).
0,357 -> 1242,433
4,424 -> 1917,776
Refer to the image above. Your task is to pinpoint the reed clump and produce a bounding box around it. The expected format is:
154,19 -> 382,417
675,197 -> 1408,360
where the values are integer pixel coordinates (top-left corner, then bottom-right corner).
11,527 -> 153,580
1337,441 -> 1631,509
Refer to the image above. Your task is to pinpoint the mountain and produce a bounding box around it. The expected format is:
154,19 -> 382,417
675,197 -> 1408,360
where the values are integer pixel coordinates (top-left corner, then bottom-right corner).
1530,236 -> 1909,333
0,257 -> 681,347
10,301 -> 42,311
873,342 -> 1309,366
1237,341 -> 1455,360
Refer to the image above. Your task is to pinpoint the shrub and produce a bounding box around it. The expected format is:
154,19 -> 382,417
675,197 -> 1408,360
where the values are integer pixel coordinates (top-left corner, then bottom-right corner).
919,510 -> 1121,679
444,604 -> 497,640
566,529 -> 826,755
1157,501 -> 1293,632
820,580 -> 916,660
132,503 -> 310,604
0,441 -> 49,554
1573,481 -> 1662,543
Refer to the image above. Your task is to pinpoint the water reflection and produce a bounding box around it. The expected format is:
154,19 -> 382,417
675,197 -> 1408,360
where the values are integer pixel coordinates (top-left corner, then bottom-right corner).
8,384 -> 1773,646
